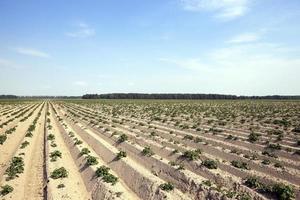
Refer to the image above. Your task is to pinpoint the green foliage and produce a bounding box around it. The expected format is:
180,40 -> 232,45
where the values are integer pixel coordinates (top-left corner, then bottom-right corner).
248,132 -> 260,143
159,182 -> 174,191
0,185 -> 14,196
237,193 -> 251,200
231,160 -> 250,170
262,159 -> 271,165
50,150 -> 62,161
182,150 -> 201,161
69,132 -> 75,137
262,150 -> 278,158
244,177 -> 295,200
95,166 -> 118,185
5,127 -> 16,135
86,155 -> 98,166
57,184 -> 65,188
118,134 -> 128,143
172,149 -> 179,154
95,166 -> 110,177
74,138 -> 83,145
244,176 -> 261,188
116,151 -> 127,160
5,156 -> 24,180
292,127 -> 300,133
50,167 -> 68,179
20,141 -> 30,149
226,134 -> 234,140
202,159 -> 218,169
25,131 -> 33,137
141,147 -> 154,157
273,119 -> 290,127
0,134 -> 7,145
47,134 -> 55,141
267,143 -> 282,150
194,137 -> 203,143
177,164 -> 185,170
203,180 -> 212,186
80,148 -> 90,156
226,190 -> 236,198
272,183 -> 295,200
183,135 -> 193,140
102,173 -> 118,185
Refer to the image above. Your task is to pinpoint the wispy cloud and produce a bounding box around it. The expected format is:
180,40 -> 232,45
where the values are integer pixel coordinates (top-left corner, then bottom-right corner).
159,42 -> 300,94
0,58 -> 24,69
227,32 -> 260,43
0,58 -> 15,69
66,22 -> 95,38
73,81 -> 88,86
159,42 -> 300,72
14,47 -> 50,58
180,0 -> 251,20
159,57 -> 208,71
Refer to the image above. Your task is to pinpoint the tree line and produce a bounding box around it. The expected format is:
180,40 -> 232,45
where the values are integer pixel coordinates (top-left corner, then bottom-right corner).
0,95 -> 18,99
82,93 -> 300,100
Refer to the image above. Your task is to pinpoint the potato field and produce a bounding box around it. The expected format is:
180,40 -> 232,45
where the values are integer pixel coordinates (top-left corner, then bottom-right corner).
0,100 -> 299,200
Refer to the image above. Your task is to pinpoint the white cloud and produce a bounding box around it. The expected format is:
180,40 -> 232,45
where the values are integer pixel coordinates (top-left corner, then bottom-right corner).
66,22 -> 95,38
14,47 -> 50,58
159,57 -> 208,71
159,42 -> 300,94
0,58 -> 14,68
161,43 -> 300,71
180,0 -> 251,20
73,81 -> 88,86
227,32 -> 260,43
0,58 -> 25,69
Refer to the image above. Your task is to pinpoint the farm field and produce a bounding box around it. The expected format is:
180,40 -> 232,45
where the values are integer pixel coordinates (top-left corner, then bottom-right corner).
0,99 -> 299,200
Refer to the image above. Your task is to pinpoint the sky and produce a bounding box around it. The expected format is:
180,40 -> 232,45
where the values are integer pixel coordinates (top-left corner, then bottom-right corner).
0,0 -> 300,96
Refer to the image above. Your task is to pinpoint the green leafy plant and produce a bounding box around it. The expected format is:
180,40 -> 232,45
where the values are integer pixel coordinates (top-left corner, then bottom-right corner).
116,151 -> 127,160
57,183 -> 65,188
182,150 -> 201,161
86,155 -> 98,166
79,148 -> 90,156
141,147 -> 154,157
159,182 -> 174,191
267,143 -> 282,150
102,173 -> 118,185
262,159 -> 271,165
47,134 -> 55,141
95,166 -> 118,185
244,176 -> 261,188
50,150 -> 62,162
272,183 -> 295,200
202,159 -> 218,169
20,141 -> 30,149
0,185 -> 14,196
5,156 -> 25,180
50,167 -> 68,179
74,138 -> 83,145
237,193 -> 251,200
0,134 -> 7,145
248,132 -> 260,143
231,160 -> 250,170
118,134 -> 128,143
95,166 -> 110,177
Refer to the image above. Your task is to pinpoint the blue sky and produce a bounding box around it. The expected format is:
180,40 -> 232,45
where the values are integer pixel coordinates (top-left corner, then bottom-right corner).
0,0 -> 300,96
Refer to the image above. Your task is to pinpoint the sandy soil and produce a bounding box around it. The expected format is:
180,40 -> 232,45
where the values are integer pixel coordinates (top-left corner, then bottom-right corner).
0,104 -> 45,200
0,104 -> 43,179
47,107 -> 90,200
52,107 -> 140,200
63,103 -> 300,199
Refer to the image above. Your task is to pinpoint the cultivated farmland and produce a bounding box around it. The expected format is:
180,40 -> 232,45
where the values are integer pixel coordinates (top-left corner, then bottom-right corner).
0,100 -> 299,200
